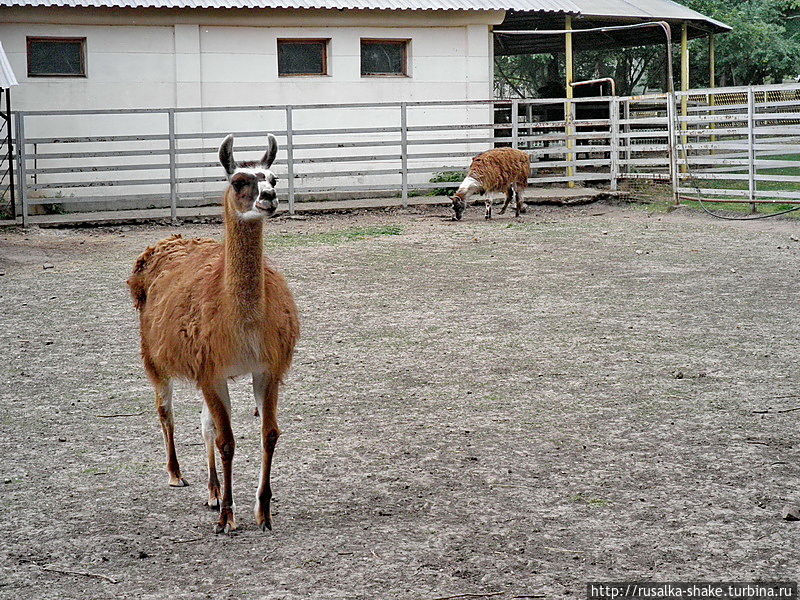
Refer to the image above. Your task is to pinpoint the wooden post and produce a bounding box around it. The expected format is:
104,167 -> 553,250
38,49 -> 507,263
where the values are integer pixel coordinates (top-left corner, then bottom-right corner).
708,34 -> 716,88
565,15 -> 574,188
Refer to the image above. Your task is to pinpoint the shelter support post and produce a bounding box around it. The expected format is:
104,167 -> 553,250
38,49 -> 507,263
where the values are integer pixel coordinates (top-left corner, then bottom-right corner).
565,15 -> 574,188
680,22 -> 689,173
709,35 -> 717,147
708,35 -> 716,88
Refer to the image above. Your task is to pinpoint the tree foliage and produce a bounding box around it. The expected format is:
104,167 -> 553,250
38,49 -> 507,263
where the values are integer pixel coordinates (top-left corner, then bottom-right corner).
494,0 -> 800,98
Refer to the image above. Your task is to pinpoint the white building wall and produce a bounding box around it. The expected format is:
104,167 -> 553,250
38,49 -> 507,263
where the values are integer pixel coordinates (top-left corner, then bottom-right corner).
0,7 -> 502,206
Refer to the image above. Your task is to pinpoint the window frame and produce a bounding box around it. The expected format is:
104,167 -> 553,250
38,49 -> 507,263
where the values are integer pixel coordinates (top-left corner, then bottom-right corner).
26,36 -> 87,78
360,38 -> 410,78
277,38 -> 330,78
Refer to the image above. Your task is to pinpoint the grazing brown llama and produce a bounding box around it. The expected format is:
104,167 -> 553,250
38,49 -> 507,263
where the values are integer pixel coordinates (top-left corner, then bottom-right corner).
127,134 -> 299,533
451,147 -> 531,220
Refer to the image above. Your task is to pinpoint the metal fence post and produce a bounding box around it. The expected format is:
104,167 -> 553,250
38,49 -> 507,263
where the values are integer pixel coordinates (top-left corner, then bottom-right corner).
15,112 -> 28,226
285,105 -> 295,215
666,92 -> 679,204
747,87 -> 756,213
609,97 -> 620,191
623,98 -> 631,169
511,99 -> 519,149
400,102 -> 408,208
167,109 -> 177,224
565,97 -> 575,187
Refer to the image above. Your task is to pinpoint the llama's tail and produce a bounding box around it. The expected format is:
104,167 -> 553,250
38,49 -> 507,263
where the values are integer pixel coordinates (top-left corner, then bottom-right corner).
126,233 -> 183,310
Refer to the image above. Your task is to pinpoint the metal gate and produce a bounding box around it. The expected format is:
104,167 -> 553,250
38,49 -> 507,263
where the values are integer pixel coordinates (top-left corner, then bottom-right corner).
8,82 -> 800,225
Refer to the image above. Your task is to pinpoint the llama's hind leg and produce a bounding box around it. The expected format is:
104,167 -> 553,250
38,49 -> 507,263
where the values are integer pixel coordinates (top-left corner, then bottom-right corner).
499,186 -> 514,215
515,185 -> 526,217
145,360 -> 187,488
200,401 -> 221,508
253,372 -> 280,532
200,380 -> 236,533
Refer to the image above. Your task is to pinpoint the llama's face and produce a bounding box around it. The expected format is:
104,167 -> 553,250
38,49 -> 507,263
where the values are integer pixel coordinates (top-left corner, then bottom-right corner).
451,194 -> 467,221
219,133 -> 280,220
229,167 -> 279,220
450,176 -> 482,221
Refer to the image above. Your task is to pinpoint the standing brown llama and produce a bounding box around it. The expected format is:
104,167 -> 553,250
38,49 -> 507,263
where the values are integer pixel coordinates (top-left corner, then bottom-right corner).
127,134 -> 299,533
450,147 -> 531,220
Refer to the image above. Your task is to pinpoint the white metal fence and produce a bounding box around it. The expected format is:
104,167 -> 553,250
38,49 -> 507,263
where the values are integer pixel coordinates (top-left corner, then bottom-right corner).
8,82 -> 800,225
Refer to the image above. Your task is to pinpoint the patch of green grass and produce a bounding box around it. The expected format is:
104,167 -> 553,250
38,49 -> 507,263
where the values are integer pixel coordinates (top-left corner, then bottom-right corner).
268,225 -> 403,248
573,493 -> 611,506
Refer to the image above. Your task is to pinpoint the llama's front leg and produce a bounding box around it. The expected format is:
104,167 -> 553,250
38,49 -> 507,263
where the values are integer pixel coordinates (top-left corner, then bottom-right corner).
484,198 -> 493,220
153,379 -> 187,487
200,380 -> 236,533
253,373 -> 280,532
200,401 -> 221,508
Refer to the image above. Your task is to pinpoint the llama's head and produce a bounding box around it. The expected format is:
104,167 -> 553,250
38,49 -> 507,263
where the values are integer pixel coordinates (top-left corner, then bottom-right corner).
450,193 -> 467,221
219,134 -> 280,220
450,176 -> 482,221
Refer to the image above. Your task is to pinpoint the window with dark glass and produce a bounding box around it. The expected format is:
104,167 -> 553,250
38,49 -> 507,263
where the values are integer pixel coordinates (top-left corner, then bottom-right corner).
277,39 -> 328,76
27,37 -> 86,77
361,39 -> 408,76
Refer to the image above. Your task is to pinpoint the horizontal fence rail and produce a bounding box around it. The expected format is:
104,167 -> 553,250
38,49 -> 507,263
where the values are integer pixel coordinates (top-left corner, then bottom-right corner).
6,82 -> 800,225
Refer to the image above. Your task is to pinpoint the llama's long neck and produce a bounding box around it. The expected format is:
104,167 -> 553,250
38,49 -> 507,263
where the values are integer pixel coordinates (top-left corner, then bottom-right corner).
223,200 -> 265,321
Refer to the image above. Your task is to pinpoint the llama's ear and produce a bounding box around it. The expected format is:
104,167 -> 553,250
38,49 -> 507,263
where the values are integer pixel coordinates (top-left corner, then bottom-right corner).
219,134 -> 236,178
261,133 -> 278,169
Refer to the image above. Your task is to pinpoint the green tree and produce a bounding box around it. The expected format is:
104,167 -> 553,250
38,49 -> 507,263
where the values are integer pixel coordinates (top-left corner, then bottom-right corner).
681,0 -> 800,86
493,0 -> 800,97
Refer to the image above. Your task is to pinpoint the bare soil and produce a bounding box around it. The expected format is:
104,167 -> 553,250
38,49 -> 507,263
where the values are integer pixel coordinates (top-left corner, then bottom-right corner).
1,203 -> 799,599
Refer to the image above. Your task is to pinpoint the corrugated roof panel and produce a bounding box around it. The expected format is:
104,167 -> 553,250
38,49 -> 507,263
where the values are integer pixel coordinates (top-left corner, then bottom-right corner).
572,0 -> 730,30
1,0 -> 580,10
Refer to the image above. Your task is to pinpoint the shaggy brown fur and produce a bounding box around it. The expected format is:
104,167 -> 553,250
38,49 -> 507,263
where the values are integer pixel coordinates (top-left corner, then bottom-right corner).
451,147 -> 531,220
467,147 -> 530,193
127,135 -> 299,534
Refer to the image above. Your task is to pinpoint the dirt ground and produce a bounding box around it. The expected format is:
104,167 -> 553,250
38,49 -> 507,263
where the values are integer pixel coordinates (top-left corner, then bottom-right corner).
1,202 -> 799,600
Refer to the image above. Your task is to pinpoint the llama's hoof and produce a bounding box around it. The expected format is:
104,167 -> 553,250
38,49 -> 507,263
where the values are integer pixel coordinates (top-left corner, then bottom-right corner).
253,407 -> 260,418
484,214 -> 492,220
206,486 -> 221,509
214,507 -> 237,534
255,504 -> 273,531
499,209 -> 506,215
168,475 -> 189,487
258,516 -> 273,532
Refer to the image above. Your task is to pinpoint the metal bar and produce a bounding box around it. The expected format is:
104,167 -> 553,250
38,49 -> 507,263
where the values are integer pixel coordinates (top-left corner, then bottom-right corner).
666,93 -> 679,204
623,99 -> 631,170
400,102 -> 408,208
511,99 -> 519,149
610,97 -> 620,191
747,87 -> 756,212
565,14 -> 574,189
285,105 -> 295,215
570,77 -> 616,96
167,109 -> 177,224
15,113 -> 28,226
5,90 -> 15,219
